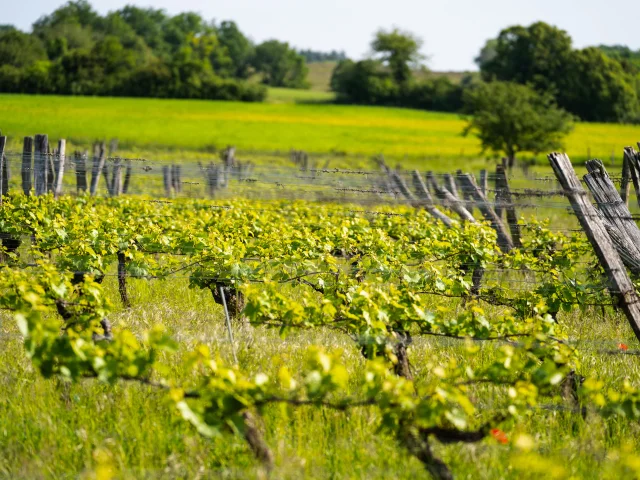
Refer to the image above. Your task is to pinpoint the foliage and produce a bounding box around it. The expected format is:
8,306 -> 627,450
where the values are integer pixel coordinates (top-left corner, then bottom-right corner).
298,49 -> 347,63
330,29 -> 463,113
463,81 -> 574,165
371,28 -> 424,86
2,194 -> 640,477
598,45 -> 640,74
0,0 -> 283,102
252,40 -> 309,89
478,21 -> 640,123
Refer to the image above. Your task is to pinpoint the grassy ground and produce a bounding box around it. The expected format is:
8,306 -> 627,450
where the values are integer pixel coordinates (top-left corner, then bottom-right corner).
1,93 -> 638,172
266,87 -> 335,104
306,62 -> 338,92
1,272 -> 640,479
305,62 -> 478,91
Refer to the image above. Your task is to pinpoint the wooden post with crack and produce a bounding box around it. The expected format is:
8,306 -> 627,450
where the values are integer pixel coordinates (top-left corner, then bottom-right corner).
549,152 -> 640,342
411,171 -> 454,228
494,165 -> 522,248
456,171 -> 514,253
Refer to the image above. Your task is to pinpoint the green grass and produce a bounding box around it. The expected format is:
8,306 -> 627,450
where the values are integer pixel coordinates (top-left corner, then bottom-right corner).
266,87 -> 335,104
1,93 -> 638,171
2,274 -> 640,479
307,61 -> 337,91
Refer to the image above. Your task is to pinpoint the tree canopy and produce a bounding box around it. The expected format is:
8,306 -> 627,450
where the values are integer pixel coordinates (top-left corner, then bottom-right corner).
252,40 -> 309,89
0,0 -> 314,101
463,81 -> 574,167
371,28 -> 424,85
477,22 -> 640,123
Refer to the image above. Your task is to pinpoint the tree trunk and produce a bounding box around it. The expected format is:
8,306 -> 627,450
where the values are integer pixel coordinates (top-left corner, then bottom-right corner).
393,332 -> 413,380
242,411 -> 274,472
399,426 -> 453,480
117,251 -> 130,308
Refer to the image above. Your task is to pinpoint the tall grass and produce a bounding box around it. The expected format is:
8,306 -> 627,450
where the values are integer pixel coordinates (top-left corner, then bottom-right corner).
1,274 -> 639,479
0,94 -> 638,168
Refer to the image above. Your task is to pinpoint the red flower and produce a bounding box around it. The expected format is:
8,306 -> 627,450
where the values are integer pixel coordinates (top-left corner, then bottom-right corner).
490,428 -> 508,444
619,343 -> 629,351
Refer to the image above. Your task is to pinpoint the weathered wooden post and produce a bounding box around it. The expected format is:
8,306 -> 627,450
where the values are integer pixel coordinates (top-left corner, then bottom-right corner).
479,169 -> 488,197
411,171 -> 454,227
443,173 -> 458,198
620,152 -> 631,206
171,165 -> 181,193
90,142 -> 106,196
456,171 -> 514,253
0,136 -> 6,202
494,165 -> 522,248
75,151 -> 88,193
162,165 -> 173,197
549,152 -> 640,342
54,139 -> 66,199
21,137 -> 33,195
122,160 -> 132,194
623,147 -> 640,208
34,134 -> 48,196
583,160 -> 640,275
111,158 -> 122,196
390,171 -> 416,201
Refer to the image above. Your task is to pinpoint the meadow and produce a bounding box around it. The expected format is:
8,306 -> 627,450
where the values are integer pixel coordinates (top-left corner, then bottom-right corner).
2,89 -> 640,480
0,93 -> 639,171
2,196 -> 640,480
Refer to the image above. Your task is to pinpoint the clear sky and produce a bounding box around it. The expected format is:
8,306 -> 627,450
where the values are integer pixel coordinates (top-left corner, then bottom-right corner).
6,0 -> 640,71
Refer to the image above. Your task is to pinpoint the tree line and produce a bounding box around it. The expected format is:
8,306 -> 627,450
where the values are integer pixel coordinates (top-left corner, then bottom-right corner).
331,23 -> 640,124
1,1 -> 639,127
0,0 -> 311,101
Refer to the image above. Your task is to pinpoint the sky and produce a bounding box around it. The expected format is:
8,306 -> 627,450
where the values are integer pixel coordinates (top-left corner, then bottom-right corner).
6,0 -> 640,71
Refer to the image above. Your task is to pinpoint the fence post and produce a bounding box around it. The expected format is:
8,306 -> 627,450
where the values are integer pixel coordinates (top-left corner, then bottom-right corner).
549,152 -> 640,342
75,151 -> 88,193
583,160 -> 640,275
111,158 -> 122,196
34,134 -> 48,196
494,165 -> 522,248
0,136 -> 6,203
54,139 -> 66,199
624,147 -> 640,208
162,165 -> 173,197
411,170 -> 454,228
122,160 -> 132,194
443,173 -> 458,198
436,186 -> 476,223
21,137 -> 33,195
479,169 -> 488,197
621,152 -> 631,206
456,171 -> 514,252
90,142 -> 106,196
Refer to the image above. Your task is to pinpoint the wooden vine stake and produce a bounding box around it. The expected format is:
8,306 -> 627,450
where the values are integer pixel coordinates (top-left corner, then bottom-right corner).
494,165 -> 522,248
620,151 -> 631,206
456,171 -> 514,253
21,137 -> 33,195
89,142 -> 106,196
549,152 -> 640,342
0,136 -> 6,203
624,147 -> 640,209
75,151 -> 88,193
583,160 -> 640,276
411,171 -> 454,228
34,134 -> 48,196
54,139 -> 66,199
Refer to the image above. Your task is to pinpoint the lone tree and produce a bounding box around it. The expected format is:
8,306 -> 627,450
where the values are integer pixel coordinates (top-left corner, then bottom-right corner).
463,81 -> 574,168
252,40 -> 309,89
371,28 -> 424,86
